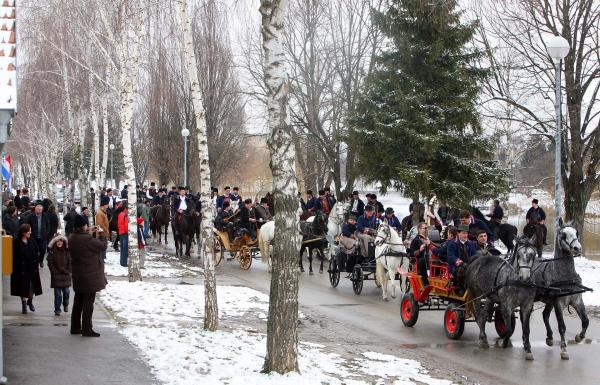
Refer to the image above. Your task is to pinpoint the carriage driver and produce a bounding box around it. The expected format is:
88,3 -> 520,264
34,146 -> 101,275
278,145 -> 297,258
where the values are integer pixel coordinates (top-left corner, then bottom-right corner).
337,215 -> 359,275
215,201 -> 235,243
239,198 -> 257,241
356,205 -> 378,258
383,207 -> 402,233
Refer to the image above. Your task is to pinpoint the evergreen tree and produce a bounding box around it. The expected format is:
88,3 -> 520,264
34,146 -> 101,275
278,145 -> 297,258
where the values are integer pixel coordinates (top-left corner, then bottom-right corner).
350,0 -> 508,212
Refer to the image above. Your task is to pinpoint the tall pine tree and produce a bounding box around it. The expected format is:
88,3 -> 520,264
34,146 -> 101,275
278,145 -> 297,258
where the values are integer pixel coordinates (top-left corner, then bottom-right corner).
350,0 -> 508,219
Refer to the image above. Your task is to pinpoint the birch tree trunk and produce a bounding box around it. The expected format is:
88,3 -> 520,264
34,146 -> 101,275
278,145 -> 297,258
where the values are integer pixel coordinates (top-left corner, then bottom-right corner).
176,0 -> 218,332
260,0 -> 302,374
119,6 -> 143,283
89,73 -> 101,189
101,98 -> 109,186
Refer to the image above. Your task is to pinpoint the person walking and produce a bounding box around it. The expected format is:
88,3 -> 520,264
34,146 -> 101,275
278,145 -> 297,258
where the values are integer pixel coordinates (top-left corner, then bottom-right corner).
95,196 -> 110,259
47,235 -> 71,316
118,204 -> 129,267
47,204 -> 60,239
63,205 -> 78,236
27,203 -> 50,268
69,215 -> 107,337
10,224 -> 43,314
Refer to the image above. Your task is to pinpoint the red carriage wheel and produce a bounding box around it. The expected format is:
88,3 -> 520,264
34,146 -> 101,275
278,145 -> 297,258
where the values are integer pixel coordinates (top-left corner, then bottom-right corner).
400,293 -> 419,327
494,308 -> 516,338
444,303 -> 465,340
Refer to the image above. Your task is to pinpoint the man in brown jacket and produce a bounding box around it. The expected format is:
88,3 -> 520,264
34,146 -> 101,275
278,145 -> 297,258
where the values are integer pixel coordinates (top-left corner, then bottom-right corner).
95,196 -> 110,259
69,215 -> 108,337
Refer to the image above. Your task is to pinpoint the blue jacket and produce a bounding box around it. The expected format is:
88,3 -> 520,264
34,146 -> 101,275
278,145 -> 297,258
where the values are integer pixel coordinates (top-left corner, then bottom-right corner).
216,195 -> 230,209
383,215 -> 402,233
306,197 -> 317,210
342,223 -> 357,237
349,198 -> 365,216
357,214 -> 377,233
447,238 -> 478,274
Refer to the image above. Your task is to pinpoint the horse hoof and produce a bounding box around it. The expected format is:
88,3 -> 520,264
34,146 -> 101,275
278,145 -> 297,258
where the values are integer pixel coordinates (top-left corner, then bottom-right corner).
479,341 -> 489,349
560,352 -> 569,360
575,334 -> 583,343
546,338 -> 554,347
309,271 -> 314,276
383,297 -> 389,302
300,268 -> 305,273
525,352 -> 534,361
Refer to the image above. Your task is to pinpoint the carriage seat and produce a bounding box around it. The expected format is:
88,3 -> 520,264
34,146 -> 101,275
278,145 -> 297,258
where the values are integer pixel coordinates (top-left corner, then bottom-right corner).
429,254 -> 450,280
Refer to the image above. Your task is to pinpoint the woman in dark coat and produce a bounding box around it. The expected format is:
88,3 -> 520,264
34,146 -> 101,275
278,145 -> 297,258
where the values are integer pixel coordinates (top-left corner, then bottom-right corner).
10,224 -> 43,314
47,234 -> 71,316
2,206 -> 19,238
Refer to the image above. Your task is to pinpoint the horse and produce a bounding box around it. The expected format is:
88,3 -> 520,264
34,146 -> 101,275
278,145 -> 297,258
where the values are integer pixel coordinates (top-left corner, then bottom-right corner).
465,238 -> 537,359
373,222 -> 410,301
471,206 -> 517,254
531,219 -> 584,360
150,200 -> 170,244
171,209 -> 201,257
523,222 -> 545,258
324,201 -> 349,260
299,210 -> 328,275
258,206 -> 303,273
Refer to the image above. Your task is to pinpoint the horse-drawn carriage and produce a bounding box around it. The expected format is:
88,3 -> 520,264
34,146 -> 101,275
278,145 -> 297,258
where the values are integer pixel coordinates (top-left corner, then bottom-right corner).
212,225 -> 260,270
327,242 -> 381,295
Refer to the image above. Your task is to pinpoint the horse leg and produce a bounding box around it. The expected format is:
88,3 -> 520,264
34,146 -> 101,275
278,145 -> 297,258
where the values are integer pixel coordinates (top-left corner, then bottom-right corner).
164,224 -> 168,245
377,260 -> 388,301
572,296 -> 589,343
388,264 -> 397,299
475,299 -> 490,349
308,248 -> 314,275
299,247 -> 305,273
521,303 -> 534,360
185,234 -> 192,257
542,303 -> 554,346
554,303 -> 569,359
318,247 -> 324,274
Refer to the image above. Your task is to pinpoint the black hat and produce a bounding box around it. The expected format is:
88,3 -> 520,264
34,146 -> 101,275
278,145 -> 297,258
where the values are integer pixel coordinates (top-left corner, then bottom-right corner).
318,190 -> 325,195
364,204 -> 374,211
244,198 -> 253,204
385,207 -> 394,214
260,197 -> 268,204
352,190 -> 359,195
306,190 -> 313,195
74,215 -> 87,229
371,194 -> 377,199
532,199 -> 539,204
324,187 -> 331,192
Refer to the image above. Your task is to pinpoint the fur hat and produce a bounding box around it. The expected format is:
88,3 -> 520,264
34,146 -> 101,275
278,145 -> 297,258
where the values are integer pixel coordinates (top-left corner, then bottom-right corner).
100,196 -> 110,206
48,234 -> 68,249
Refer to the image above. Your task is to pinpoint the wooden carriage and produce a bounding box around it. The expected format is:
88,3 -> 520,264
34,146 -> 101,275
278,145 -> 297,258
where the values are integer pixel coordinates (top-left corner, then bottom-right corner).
212,226 -> 260,270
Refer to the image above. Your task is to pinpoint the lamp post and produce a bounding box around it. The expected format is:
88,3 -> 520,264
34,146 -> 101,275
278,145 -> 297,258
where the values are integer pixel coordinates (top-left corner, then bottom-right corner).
545,35 -> 570,249
109,144 -> 115,187
181,128 -> 190,186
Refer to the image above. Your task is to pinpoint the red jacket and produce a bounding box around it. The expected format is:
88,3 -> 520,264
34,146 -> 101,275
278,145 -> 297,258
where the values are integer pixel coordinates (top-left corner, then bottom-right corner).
118,209 -> 129,235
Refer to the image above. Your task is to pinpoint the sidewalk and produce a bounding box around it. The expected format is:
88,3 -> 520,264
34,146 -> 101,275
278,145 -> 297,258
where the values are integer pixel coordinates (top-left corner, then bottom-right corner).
2,265 -> 156,385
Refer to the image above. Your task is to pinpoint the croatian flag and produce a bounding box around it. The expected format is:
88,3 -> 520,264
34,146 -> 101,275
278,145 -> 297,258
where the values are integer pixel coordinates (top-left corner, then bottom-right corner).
2,154 -> 12,191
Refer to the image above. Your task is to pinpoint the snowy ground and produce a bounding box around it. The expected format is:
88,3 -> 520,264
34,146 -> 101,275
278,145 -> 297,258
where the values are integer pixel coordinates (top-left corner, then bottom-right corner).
574,257 -> 600,306
99,269 -> 452,385
104,250 -> 201,278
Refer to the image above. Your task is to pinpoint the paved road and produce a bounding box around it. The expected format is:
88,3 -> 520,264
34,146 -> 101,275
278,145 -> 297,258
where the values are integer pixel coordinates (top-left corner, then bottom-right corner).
217,256 -> 600,385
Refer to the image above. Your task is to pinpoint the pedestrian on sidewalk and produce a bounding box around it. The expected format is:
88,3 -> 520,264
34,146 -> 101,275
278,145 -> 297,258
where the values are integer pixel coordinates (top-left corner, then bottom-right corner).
47,235 -> 72,316
137,216 -> 146,269
10,224 -> 43,314
47,204 -> 59,239
137,199 -> 151,239
95,196 -> 110,260
69,215 -> 107,337
118,204 -> 129,267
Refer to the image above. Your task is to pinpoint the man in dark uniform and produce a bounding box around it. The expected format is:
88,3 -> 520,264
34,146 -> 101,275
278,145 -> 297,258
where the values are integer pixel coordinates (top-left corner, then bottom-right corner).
324,187 -> 336,208
172,186 -> 192,216
214,201 -> 235,243
305,190 -> 317,212
239,198 -> 257,241
382,207 -> 402,234
525,198 -> 547,245
254,198 -> 272,228
349,191 -> 365,218
486,199 -> 504,238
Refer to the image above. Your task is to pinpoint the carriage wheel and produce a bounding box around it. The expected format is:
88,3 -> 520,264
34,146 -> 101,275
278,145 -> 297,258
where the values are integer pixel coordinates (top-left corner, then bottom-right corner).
212,237 -> 224,267
444,303 -> 465,340
352,266 -> 363,295
328,259 -> 340,288
494,309 -> 516,338
238,246 -> 253,270
400,293 -> 419,327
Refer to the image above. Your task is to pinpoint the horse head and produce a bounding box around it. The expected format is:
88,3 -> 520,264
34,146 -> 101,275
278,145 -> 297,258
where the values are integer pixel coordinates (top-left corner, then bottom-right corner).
514,237 -> 537,280
312,210 -> 328,232
557,219 -> 582,257
375,221 -> 390,246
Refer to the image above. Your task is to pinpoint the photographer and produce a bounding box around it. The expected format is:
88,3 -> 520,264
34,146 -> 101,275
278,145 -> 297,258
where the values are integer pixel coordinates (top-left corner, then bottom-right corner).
68,215 -> 108,337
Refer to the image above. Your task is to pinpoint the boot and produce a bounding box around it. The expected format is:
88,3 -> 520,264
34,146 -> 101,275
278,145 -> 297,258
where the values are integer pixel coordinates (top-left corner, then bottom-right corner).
27,298 -> 35,312
21,300 -> 27,314
63,303 -> 69,313
82,330 -> 100,337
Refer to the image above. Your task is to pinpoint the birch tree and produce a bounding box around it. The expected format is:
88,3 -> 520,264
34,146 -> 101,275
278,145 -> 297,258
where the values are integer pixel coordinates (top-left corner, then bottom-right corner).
260,0 -> 302,374
176,0 -> 219,331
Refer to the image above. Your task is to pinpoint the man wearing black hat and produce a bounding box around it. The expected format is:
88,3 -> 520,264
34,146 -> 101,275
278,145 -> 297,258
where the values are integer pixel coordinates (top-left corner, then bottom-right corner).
366,194 -> 384,218
446,224 -> 478,277
314,190 -> 331,215
168,186 -> 178,200
350,191 -> 365,217
324,187 -> 336,208
148,182 -> 157,197
216,187 -> 232,210
338,215 -> 359,275
172,186 -> 191,216
254,197 -> 273,228
525,198 -> 547,246
153,188 -> 167,206
383,207 -> 402,233
239,199 -> 257,241
69,214 -> 107,337
356,205 -> 378,258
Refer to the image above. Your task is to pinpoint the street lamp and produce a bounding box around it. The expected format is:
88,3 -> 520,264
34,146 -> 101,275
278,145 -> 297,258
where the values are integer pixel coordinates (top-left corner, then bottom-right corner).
109,144 -> 115,187
181,128 -> 190,186
545,35 -> 570,249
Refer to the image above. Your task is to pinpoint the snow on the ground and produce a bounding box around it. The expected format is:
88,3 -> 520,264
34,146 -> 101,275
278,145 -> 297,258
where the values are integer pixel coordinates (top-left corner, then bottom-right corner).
104,250 -> 200,278
575,257 -> 600,306
100,278 -> 452,385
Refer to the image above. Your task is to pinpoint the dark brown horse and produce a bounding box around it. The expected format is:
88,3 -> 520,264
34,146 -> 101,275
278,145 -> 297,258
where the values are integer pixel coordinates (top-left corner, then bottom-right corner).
171,209 -> 201,257
150,201 -> 170,244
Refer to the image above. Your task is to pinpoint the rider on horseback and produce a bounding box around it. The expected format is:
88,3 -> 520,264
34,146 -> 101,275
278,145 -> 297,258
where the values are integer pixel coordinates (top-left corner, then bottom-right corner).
314,190 -> 331,215
485,199 -> 504,238
524,198 -> 547,246
171,186 -> 191,216
152,188 -> 167,206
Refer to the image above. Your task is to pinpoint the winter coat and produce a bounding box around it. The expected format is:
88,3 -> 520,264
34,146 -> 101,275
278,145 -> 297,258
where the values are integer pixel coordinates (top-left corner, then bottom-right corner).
27,212 -> 50,241
357,214 -> 377,233
69,229 -> 107,293
2,213 -> 19,238
341,223 -> 357,238
117,210 -> 129,236
254,205 -> 272,226
47,235 -> 72,288
526,207 -> 546,223
47,211 -> 59,239
63,210 -> 78,235
95,208 -> 110,235
349,198 -> 365,216
137,203 -> 150,222
383,215 -> 402,233
10,237 -> 43,297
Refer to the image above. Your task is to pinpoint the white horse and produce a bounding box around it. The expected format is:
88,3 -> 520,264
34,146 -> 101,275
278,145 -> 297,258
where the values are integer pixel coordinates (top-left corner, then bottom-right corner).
258,206 -> 303,273
374,221 -> 410,301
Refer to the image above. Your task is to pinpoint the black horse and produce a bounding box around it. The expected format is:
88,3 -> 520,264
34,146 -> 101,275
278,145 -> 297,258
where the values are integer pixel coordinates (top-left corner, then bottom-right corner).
299,210 -> 328,275
171,209 -> 201,257
531,219 -> 584,360
465,237 -> 537,359
471,206 -> 517,254
150,201 -> 170,244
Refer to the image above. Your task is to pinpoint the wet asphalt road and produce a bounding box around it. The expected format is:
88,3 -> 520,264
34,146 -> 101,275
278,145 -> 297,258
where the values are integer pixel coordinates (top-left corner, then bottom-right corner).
218,257 -> 600,385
